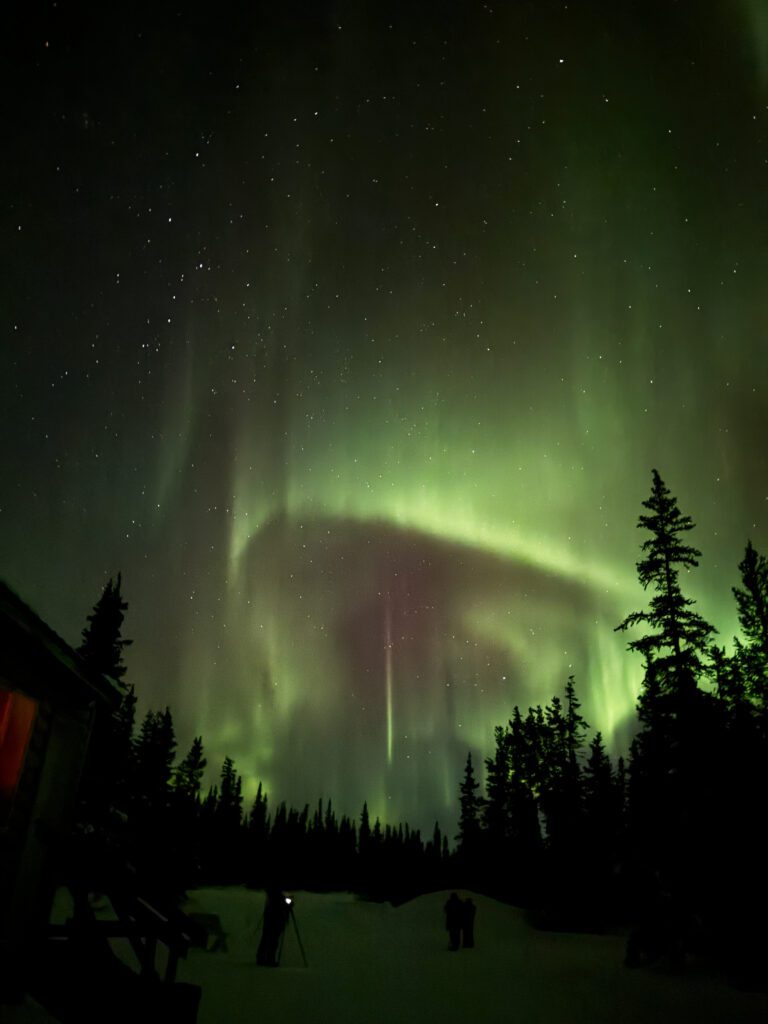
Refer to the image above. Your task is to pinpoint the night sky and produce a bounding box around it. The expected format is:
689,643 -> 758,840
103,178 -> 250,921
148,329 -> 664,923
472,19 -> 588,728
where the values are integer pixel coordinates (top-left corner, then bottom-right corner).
3,1 -> 767,833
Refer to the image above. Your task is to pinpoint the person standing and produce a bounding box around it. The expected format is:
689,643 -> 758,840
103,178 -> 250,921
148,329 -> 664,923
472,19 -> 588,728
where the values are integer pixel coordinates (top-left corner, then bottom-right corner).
257,886 -> 290,966
444,892 -> 463,951
461,898 -> 476,948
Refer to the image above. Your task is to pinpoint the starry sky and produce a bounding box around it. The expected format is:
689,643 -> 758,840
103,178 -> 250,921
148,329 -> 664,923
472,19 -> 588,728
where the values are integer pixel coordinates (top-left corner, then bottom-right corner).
3,1 -> 767,834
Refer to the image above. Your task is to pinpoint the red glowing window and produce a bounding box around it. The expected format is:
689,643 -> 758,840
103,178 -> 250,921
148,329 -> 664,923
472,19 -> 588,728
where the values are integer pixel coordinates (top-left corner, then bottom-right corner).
0,686 -> 38,817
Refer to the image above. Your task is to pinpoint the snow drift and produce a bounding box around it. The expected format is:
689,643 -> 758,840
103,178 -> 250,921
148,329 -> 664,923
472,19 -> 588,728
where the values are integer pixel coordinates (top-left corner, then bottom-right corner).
173,888 -> 767,1024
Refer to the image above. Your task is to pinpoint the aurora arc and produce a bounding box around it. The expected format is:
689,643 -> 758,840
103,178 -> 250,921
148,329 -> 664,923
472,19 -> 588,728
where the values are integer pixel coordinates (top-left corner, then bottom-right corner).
2,2 -> 767,833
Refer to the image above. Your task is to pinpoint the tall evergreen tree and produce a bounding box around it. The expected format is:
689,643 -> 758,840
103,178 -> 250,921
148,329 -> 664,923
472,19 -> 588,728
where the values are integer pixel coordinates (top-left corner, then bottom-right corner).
618,472 -> 719,906
709,542 -> 768,937
218,756 -> 243,830
456,752 -> 482,867
156,708 -> 177,790
202,757 -> 243,881
174,736 -> 207,801
430,821 -> 443,862
731,540 -> 768,712
616,469 -> 716,696
133,707 -> 177,814
580,732 -> 627,922
583,732 -> 613,812
506,707 -> 543,902
78,573 -> 132,680
359,801 -> 372,853
563,677 -> 588,767
483,727 -> 510,847
110,683 -> 137,809
538,680 -> 588,916
77,574 -> 134,823
167,735 -> 206,888
247,782 -> 269,854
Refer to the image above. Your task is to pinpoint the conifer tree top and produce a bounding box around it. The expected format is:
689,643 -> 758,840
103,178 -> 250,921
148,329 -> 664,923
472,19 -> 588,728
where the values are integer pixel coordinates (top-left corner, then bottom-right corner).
617,470 -> 715,693
79,572 -> 132,682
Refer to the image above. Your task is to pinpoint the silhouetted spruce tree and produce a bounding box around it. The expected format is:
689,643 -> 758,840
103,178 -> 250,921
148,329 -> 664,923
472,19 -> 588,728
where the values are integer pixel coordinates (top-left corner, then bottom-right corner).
218,757 -> 243,828
170,735 -> 207,886
78,573 -> 132,680
130,707 -> 178,891
705,542 -> 768,982
483,727 -> 511,854
199,784 -> 219,879
174,736 -> 207,802
215,757 -> 244,879
306,798 -> 326,889
536,680 -> 588,919
245,783 -> 269,884
616,470 -> 716,698
582,731 -> 620,918
142,711 -> 174,800
269,801 -> 288,872
583,732 -> 613,815
77,574 -> 134,823
562,677 -> 588,836
338,814 -> 357,888
110,683 -> 137,810
505,707 -> 543,903
731,540 -> 768,714
519,705 -> 547,818
359,801 -> 372,852
257,798 -> 305,887
615,755 -> 626,810
426,822 -> 444,885
358,801 -> 373,890
539,694 -> 565,822
564,677 -> 588,766
368,816 -> 388,897
456,752 -> 482,877
618,471 -> 717,901
321,798 -> 342,888
293,805 -> 307,884
133,708 -> 177,817
711,644 -> 746,710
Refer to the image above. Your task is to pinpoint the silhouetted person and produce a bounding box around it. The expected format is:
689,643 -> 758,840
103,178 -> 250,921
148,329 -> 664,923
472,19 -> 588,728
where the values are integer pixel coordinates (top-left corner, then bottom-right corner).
461,898 -> 476,948
444,892 -> 463,951
257,887 -> 290,966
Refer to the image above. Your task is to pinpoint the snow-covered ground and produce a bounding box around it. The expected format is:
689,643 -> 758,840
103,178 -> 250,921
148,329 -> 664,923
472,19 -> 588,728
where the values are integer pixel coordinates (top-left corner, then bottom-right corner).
175,888 -> 768,1024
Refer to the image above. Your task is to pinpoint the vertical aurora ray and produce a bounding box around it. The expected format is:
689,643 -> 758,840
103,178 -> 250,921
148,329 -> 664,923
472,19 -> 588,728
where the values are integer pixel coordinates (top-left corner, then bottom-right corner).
385,593 -> 394,767
3,2 -> 766,836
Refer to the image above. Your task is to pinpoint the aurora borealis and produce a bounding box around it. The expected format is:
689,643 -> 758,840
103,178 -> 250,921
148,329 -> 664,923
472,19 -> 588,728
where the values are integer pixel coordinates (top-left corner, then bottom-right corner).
3,2 -> 767,833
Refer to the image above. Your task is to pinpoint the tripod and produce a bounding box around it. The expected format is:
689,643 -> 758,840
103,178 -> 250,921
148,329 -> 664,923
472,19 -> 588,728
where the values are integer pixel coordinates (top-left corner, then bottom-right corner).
277,903 -> 308,968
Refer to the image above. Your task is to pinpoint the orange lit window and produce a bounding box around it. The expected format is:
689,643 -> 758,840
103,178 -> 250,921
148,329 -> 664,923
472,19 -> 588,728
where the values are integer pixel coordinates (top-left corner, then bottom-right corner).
0,686 -> 37,820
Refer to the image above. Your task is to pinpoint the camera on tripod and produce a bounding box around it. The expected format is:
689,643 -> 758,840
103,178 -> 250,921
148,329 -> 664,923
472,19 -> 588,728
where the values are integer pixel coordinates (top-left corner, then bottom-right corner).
256,889 -> 307,967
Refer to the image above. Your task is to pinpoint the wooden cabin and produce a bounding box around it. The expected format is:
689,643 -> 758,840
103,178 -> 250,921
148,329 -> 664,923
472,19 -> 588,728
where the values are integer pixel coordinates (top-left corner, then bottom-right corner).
0,579 -> 122,994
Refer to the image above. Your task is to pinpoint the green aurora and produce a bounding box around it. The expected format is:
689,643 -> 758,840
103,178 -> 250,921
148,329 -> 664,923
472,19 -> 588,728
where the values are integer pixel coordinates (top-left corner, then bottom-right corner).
2,2 -> 767,832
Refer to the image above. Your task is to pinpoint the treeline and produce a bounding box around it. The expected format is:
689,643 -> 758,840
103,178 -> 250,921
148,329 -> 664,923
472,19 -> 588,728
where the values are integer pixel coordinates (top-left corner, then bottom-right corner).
74,580 -> 450,902
455,470 -> 767,981
73,468 -> 767,981
455,678 -> 625,926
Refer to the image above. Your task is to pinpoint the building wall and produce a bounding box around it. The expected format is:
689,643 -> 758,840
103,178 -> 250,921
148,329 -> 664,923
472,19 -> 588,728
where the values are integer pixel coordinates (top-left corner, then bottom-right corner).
18,704 -> 94,946
0,690 -> 94,972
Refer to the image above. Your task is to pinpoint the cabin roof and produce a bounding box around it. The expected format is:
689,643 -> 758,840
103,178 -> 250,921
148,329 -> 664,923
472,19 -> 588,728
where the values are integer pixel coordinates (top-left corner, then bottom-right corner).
0,580 -> 123,708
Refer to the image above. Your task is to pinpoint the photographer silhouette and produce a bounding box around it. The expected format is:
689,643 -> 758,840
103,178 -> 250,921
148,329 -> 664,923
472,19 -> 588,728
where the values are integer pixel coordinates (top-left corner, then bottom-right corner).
257,887 -> 290,966
257,889 -> 308,967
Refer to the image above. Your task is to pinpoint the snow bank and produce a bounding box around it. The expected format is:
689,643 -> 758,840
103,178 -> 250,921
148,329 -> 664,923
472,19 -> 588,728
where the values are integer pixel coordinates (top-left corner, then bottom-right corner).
177,888 -> 768,1024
